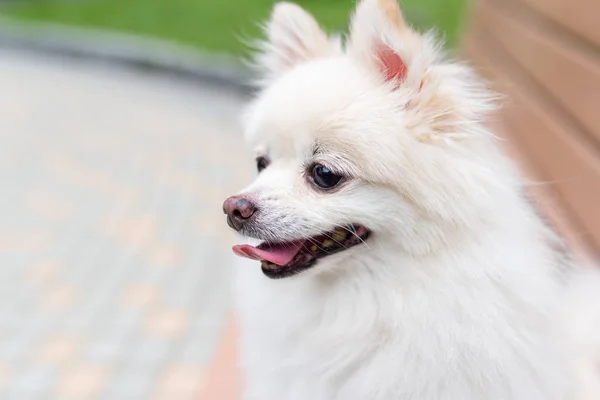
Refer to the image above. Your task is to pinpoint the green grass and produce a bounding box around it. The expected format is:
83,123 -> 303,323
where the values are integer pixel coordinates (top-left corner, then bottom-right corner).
4,0 -> 470,56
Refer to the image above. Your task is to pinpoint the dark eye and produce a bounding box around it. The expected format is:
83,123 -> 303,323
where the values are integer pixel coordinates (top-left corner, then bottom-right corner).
311,164 -> 343,189
256,156 -> 269,173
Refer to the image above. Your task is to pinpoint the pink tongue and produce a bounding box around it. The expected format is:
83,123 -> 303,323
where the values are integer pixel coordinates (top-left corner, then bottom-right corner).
232,241 -> 304,266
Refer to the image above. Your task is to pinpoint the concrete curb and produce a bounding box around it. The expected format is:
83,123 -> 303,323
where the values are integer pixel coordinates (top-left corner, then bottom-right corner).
0,17 -> 256,95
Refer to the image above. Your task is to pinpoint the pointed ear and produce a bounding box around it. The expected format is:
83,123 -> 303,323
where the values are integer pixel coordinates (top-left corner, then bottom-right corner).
348,0 -> 433,90
254,2 -> 342,83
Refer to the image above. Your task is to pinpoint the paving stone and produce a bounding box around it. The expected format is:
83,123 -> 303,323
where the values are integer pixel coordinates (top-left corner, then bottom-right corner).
0,47 -> 252,399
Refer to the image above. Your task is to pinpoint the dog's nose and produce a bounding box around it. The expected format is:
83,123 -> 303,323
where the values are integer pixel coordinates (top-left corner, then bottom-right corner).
223,195 -> 257,231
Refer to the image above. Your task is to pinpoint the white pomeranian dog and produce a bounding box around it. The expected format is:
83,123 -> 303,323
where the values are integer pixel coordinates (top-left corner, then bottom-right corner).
222,0 -> 600,398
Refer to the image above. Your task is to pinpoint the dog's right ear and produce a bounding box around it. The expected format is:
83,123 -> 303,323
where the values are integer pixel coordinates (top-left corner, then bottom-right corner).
253,2 -> 341,84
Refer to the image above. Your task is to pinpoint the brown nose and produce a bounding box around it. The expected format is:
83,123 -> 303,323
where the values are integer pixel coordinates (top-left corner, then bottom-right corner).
223,195 -> 257,231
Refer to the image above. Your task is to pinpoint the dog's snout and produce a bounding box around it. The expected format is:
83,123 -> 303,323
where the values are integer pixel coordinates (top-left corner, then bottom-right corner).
223,195 -> 257,231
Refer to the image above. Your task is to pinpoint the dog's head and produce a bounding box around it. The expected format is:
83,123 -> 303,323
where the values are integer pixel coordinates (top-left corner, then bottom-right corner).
224,0 -> 503,279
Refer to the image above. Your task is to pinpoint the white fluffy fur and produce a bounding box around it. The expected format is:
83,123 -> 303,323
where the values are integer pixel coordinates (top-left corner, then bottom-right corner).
231,1 -> 600,399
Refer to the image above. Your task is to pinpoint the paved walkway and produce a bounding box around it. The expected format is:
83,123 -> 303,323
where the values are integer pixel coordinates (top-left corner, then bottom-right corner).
0,47 -> 251,399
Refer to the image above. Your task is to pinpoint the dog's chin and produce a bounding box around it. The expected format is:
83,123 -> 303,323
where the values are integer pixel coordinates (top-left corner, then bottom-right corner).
233,225 -> 371,279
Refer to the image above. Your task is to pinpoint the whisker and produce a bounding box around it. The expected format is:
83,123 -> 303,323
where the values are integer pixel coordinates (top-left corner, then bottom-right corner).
306,237 -> 339,254
305,237 -> 327,252
320,231 -> 349,249
337,225 -> 372,251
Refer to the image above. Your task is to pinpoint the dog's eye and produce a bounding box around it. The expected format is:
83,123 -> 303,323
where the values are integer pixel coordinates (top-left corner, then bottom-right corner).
256,157 -> 269,173
311,164 -> 343,189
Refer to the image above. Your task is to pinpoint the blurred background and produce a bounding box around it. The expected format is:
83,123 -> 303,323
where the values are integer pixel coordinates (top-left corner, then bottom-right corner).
0,0 -> 598,399
2,0 -> 469,52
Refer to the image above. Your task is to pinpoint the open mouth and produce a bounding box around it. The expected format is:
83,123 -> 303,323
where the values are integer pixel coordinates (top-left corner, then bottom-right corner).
232,225 -> 371,279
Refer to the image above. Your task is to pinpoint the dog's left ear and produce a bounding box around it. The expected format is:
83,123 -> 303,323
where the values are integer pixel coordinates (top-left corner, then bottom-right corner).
348,0 -> 434,92
254,2 -> 342,84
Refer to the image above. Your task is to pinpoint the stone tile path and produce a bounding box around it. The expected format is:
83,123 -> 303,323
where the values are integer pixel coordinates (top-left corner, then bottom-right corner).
0,47 -> 251,399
